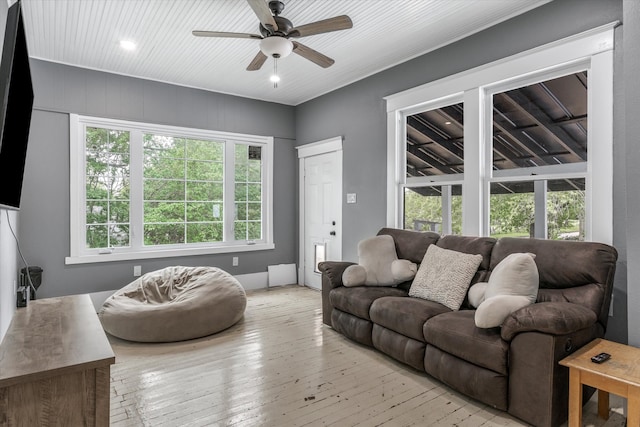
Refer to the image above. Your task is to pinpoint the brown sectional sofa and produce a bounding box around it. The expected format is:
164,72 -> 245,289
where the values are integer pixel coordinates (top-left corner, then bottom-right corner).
319,228 -> 618,427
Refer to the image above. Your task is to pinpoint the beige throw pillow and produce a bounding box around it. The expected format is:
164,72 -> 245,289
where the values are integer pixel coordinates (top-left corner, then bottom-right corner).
471,252 -> 539,328
409,245 -> 483,310
342,234 -> 417,287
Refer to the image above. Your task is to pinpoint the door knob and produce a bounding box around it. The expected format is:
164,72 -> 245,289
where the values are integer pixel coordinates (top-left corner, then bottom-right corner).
330,231 -> 336,236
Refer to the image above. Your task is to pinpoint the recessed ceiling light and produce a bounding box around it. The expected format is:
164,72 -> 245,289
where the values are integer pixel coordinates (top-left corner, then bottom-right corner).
119,40 -> 136,51
444,121 -> 452,125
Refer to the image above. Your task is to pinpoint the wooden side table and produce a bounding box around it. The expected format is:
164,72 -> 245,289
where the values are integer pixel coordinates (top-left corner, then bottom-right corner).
559,338 -> 640,427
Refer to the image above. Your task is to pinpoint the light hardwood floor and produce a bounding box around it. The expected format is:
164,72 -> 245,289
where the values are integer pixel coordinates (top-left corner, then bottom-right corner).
109,285 -> 626,427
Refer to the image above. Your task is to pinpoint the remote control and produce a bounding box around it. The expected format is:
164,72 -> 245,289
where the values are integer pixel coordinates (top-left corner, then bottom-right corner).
591,352 -> 611,363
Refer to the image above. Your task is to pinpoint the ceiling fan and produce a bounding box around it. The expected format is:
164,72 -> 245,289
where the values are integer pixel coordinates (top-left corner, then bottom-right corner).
192,0 -> 353,72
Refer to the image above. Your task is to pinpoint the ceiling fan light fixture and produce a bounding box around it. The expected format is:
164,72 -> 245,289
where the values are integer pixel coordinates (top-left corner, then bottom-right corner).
259,36 -> 293,58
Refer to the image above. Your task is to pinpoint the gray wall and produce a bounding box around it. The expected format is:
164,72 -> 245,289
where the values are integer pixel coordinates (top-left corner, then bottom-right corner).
624,0 -> 640,346
295,0 -> 629,343
19,60 -> 297,298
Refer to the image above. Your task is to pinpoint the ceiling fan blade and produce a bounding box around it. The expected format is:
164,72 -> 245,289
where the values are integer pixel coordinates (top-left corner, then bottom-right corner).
192,30 -> 262,39
247,0 -> 278,32
292,41 -> 335,68
246,51 -> 268,71
290,15 -> 353,38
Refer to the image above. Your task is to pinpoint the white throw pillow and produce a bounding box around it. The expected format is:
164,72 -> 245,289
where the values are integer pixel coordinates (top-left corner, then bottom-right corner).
409,245 -> 483,311
473,252 -> 539,328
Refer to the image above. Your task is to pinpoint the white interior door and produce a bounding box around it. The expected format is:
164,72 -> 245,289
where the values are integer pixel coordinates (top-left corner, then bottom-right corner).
303,150 -> 341,290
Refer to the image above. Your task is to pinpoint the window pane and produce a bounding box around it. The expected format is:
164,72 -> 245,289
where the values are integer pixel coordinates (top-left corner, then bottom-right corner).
403,185 -> 462,235
143,134 -> 225,246
187,160 -> 222,181
547,178 -> 585,241
85,126 -> 130,249
187,139 -> 223,161
86,225 -> 108,249
86,201 -> 107,224
186,202 -> 218,222
187,181 -> 223,201
247,222 -> 261,240
490,179 -> 584,240
109,224 -> 129,247
187,223 -> 223,243
490,182 -> 535,238
406,102 -> 464,177
144,179 -> 185,201
404,187 -> 441,232
144,202 -> 185,223
144,223 -> 185,245
234,221 -> 247,240
234,144 -> 264,241
492,72 -> 587,170
110,201 -> 129,223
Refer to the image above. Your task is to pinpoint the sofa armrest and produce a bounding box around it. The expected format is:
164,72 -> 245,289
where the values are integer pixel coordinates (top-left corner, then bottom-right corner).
318,261 -> 356,289
501,302 -> 597,342
318,261 -> 356,326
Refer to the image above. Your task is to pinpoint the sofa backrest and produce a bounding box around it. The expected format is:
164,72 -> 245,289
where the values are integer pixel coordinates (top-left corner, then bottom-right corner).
490,237 -> 618,328
377,227 -> 440,264
436,235 -> 497,284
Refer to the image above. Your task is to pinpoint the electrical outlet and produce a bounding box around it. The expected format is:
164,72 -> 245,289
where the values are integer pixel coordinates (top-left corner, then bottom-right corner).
232,257 -> 239,266
134,265 -> 142,276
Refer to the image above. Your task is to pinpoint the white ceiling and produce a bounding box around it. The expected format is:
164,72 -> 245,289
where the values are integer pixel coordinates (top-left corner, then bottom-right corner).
20,0 -> 551,106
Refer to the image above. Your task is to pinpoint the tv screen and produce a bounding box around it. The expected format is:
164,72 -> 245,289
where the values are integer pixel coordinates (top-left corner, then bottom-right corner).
0,0 -> 33,210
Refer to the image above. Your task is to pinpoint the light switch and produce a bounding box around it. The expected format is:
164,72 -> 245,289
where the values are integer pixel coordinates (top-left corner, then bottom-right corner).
347,193 -> 357,204
134,265 -> 142,276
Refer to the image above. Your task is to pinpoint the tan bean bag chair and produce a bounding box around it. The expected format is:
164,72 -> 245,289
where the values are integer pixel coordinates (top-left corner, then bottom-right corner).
99,266 -> 246,342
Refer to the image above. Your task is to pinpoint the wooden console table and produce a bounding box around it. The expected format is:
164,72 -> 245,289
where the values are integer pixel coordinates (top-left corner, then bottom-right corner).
0,294 -> 115,426
559,338 -> 640,427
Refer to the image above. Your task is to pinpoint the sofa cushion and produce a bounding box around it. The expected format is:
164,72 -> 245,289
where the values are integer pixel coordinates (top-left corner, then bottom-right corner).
424,310 -> 509,375
409,245 -> 483,310
331,309 -> 374,347
370,296 -> 451,342
329,286 -> 408,320
425,345 -> 508,410
372,324 -> 426,371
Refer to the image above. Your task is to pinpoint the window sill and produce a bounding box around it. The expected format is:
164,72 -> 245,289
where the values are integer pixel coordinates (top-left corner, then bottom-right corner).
65,243 -> 275,265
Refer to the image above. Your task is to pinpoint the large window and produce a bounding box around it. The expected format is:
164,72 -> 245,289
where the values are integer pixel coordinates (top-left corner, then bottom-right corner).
68,115 -> 274,264
386,25 -> 614,244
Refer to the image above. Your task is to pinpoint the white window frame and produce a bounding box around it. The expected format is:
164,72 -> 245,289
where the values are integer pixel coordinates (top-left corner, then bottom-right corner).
67,115 -> 274,264
385,22 -> 616,244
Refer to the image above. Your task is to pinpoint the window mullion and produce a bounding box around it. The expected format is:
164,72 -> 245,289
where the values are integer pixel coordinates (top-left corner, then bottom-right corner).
534,180 -> 548,239
462,88 -> 486,236
442,185 -> 452,235
224,141 -> 235,242
129,130 -> 144,250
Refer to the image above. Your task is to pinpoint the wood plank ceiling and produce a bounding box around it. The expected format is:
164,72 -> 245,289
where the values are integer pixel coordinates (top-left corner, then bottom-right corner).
19,0 -> 551,106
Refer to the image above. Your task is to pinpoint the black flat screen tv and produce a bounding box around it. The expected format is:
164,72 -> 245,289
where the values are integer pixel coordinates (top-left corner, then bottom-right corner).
0,0 -> 33,210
